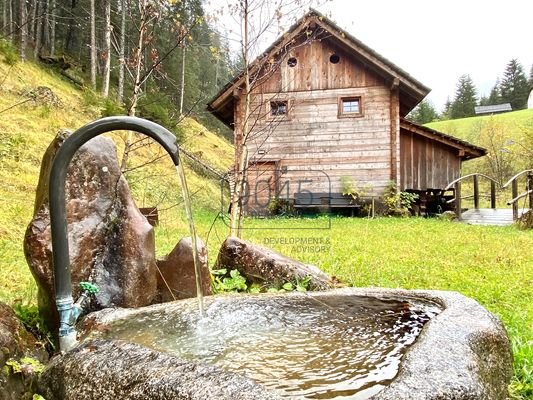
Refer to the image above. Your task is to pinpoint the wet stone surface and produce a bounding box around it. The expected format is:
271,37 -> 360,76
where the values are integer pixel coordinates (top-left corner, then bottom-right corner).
24,131 -> 158,333
91,294 -> 440,399
39,288 -> 513,400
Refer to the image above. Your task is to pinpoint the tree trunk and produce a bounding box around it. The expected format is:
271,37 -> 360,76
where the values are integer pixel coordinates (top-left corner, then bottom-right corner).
90,0 -> 96,90
127,0 -> 146,117
117,0 -> 125,104
29,0 -> 36,39
101,0 -> 111,97
179,47 -> 185,116
8,0 -> 13,36
229,0 -> 251,237
33,0 -> 42,58
42,0 -> 49,53
121,0 -> 147,170
2,0 -> 6,35
19,0 -> 27,61
49,0 -> 54,56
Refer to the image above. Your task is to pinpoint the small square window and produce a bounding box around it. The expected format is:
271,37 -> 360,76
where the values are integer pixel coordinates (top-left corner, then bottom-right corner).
343,99 -> 359,113
270,101 -> 288,116
339,97 -> 363,118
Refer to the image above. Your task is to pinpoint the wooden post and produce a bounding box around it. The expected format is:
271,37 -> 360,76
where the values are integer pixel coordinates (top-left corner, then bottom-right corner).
455,182 -> 462,219
527,172 -> 533,212
473,175 -> 479,209
490,181 -> 496,209
511,179 -> 518,221
389,80 -> 400,184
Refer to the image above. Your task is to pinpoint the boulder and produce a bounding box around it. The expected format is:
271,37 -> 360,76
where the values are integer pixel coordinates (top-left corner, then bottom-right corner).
156,236 -> 212,302
215,236 -> 333,290
0,302 -> 47,368
517,209 -> 532,229
38,339 -> 280,400
73,289 -> 512,400
0,302 -> 48,400
24,130 -> 158,333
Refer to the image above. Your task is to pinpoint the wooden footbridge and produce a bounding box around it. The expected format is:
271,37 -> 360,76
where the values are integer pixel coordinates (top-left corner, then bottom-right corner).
445,170 -> 532,226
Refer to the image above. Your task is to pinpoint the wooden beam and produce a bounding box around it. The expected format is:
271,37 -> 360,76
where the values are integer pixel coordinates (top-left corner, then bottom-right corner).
390,85 -> 400,182
400,120 -> 485,158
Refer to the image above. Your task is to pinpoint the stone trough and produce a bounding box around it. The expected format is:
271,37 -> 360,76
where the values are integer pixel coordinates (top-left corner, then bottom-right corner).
37,287 -> 512,400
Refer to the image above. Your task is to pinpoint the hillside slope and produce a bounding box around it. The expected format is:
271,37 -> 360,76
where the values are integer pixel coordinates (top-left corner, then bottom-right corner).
0,53 -> 234,302
425,110 -> 533,175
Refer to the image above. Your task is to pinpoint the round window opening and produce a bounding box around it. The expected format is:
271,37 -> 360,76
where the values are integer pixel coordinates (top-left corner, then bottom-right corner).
287,57 -> 297,67
330,54 -> 340,64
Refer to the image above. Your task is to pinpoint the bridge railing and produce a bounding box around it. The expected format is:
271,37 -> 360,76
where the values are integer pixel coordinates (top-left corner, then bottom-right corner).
502,170 -> 533,221
445,173 -> 498,219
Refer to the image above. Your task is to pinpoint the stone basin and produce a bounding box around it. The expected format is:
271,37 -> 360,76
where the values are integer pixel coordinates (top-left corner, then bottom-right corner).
38,288 -> 512,400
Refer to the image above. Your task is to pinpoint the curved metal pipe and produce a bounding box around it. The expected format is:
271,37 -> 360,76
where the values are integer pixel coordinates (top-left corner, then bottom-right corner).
49,116 -> 180,352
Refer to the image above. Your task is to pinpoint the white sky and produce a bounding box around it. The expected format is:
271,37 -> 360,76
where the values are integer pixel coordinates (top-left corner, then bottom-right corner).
209,0 -> 532,112
320,0 -> 532,111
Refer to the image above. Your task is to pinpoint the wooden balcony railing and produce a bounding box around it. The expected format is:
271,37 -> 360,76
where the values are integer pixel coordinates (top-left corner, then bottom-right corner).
445,173 -> 498,219
502,170 -> 533,220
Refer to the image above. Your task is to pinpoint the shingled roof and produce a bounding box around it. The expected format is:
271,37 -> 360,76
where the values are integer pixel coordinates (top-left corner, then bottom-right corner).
208,9 -> 431,127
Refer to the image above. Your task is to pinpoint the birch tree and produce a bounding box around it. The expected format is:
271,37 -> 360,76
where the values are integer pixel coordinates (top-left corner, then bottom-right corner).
90,0 -> 96,89
101,0 -> 111,97
223,0 -> 323,236
33,0 -> 42,57
117,0 -> 126,103
19,0 -> 27,61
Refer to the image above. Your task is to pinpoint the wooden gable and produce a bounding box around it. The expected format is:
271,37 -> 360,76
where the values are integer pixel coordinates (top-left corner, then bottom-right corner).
256,37 -> 387,94
208,9 -> 430,127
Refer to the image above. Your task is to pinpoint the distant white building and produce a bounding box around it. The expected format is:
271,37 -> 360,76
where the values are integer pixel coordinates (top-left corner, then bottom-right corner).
528,89 -> 533,109
474,103 -> 512,115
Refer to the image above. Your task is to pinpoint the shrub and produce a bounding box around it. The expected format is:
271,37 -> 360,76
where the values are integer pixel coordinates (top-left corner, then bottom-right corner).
101,98 -> 125,117
0,39 -> 20,66
267,198 -> 293,216
340,176 -> 372,204
383,181 -> 418,216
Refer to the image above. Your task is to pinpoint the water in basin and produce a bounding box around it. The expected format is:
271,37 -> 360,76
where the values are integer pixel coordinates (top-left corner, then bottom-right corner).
96,294 -> 440,399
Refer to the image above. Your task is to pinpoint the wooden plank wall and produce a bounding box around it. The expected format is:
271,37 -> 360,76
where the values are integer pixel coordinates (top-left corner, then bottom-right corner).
259,37 -> 384,93
238,38 -> 393,199
400,128 -> 461,191
243,161 -> 278,215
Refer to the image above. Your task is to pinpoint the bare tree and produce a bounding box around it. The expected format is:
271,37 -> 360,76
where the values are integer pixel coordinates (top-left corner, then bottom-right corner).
90,0 -> 96,89
223,0 -> 323,236
33,0 -> 42,57
101,0 -> 111,97
117,0 -> 126,104
2,0 -> 7,34
477,118 -> 516,186
49,0 -> 55,55
121,0 -> 195,168
19,0 -> 27,61
178,46 -> 185,116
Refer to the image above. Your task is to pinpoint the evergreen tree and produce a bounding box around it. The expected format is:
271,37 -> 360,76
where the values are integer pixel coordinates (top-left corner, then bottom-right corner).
478,95 -> 489,107
487,79 -> 501,105
407,99 -> 439,124
529,64 -> 533,90
441,97 -> 452,120
499,59 -> 529,110
450,74 -> 477,119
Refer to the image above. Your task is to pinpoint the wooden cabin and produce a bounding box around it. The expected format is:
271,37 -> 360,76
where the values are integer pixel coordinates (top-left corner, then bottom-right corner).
208,10 -> 486,215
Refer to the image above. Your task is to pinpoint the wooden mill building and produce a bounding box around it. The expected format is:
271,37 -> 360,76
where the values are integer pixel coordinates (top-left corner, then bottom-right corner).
208,9 -> 486,214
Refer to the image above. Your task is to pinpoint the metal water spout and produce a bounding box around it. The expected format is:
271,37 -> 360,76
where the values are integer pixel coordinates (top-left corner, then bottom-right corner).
49,116 -> 180,352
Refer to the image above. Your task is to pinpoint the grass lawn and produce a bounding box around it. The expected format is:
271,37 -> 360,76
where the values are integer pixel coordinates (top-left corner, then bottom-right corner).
2,208 -> 532,397
156,213 -> 533,399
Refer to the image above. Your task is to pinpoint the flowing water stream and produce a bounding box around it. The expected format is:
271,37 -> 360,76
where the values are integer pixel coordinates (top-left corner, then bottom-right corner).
176,161 -> 205,316
98,294 -> 441,399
